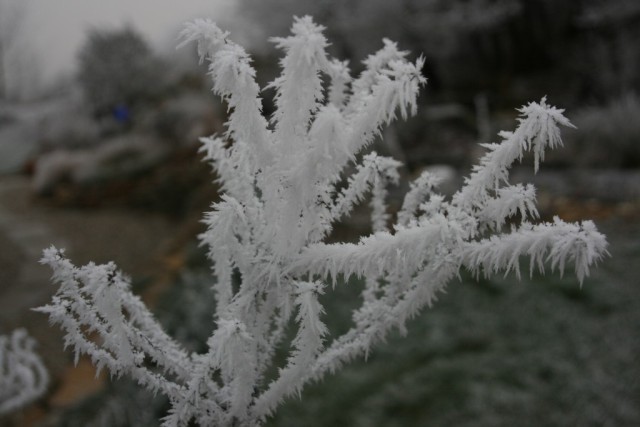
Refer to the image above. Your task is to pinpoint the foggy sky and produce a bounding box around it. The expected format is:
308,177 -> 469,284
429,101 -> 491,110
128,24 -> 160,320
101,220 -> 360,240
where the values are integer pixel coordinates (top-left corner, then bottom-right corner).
22,0 -> 235,85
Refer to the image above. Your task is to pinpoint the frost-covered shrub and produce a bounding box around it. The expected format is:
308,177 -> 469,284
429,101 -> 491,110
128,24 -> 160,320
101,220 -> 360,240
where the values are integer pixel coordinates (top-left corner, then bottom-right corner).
578,1 -> 640,99
32,134 -> 168,194
38,16 -> 607,427
0,329 -> 48,415
34,92 -> 101,152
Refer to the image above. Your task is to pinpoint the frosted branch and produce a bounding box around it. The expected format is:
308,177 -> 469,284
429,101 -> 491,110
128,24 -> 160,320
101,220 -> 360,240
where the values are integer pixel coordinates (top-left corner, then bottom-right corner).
463,217 -> 608,284
180,19 -> 272,169
453,97 -> 574,212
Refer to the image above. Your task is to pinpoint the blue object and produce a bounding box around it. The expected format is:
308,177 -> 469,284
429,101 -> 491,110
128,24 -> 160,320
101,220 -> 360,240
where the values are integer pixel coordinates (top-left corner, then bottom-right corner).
113,104 -> 131,124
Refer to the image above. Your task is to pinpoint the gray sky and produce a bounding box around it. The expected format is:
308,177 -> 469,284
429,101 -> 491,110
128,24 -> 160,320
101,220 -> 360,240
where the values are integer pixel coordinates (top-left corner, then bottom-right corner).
22,0 -> 236,85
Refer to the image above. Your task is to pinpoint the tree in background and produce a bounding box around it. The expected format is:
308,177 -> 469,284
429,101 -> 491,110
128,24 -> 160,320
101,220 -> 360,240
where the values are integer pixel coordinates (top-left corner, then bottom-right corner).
576,0 -> 640,100
77,26 -> 166,116
238,0 -> 640,106
237,0 -> 640,171
0,0 -> 25,99
0,0 -> 41,101
239,0 -> 520,96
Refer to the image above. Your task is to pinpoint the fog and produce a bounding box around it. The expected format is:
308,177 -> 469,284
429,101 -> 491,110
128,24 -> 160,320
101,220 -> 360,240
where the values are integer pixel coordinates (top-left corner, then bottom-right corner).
17,0 -> 235,87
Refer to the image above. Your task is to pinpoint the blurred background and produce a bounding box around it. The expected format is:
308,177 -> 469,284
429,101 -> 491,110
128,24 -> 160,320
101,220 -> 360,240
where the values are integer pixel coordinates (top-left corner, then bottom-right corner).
0,0 -> 638,426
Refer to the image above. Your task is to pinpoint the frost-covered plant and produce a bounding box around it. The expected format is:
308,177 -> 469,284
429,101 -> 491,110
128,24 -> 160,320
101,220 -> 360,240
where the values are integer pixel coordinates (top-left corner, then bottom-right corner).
0,329 -> 48,415
38,16 -> 608,427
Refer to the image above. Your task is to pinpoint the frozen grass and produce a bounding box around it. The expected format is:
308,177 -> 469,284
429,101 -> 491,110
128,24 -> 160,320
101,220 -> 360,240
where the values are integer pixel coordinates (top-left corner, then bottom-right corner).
266,219 -> 639,427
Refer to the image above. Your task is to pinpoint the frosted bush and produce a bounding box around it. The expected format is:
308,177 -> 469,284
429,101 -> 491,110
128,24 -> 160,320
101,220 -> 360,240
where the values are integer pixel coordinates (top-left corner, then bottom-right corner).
32,134 -> 168,194
0,329 -> 48,415
38,16 -> 607,427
